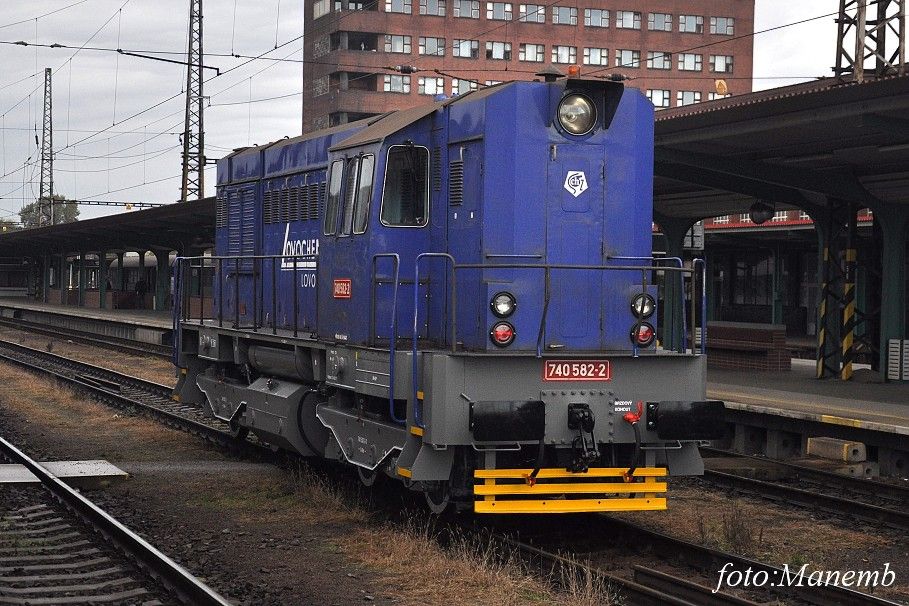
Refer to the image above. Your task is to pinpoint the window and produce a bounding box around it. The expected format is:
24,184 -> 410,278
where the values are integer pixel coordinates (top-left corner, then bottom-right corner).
647,51 -> 671,70
710,16 -> 734,35
381,146 -> 429,227
648,12 -> 671,31
551,45 -> 577,64
453,0 -> 479,17
615,10 -> 641,29
615,49 -> 640,68
679,14 -> 703,33
418,76 -> 445,95
313,76 -> 330,97
519,43 -> 544,62
385,0 -> 411,12
383,74 -> 411,93
486,2 -> 512,20
584,8 -> 608,27
485,80 -> 502,85
420,0 -> 445,15
799,211 -> 811,220
486,41 -> 512,60
707,92 -> 731,100
739,213 -> 751,223
710,54 -> 733,73
313,0 -> 331,19
453,39 -> 479,58
323,160 -> 344,235
771,211 -> 788,222
519,3 -> 545,22
713,215 -> 730,224
646,89 -> 670,108
419,37 -> 445,56
583,47 -> 608,66
340,157 -> 359,235
552,6 -> 577,24
352,155 -> 375,234
677,53 -> 702,71
451,78 -> 479,94
677,90 -> 701,106
384,34 -> 412,53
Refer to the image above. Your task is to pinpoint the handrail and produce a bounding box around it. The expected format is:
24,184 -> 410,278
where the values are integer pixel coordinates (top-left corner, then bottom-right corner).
608,255 -> 685,353
693,258 -> 707,354
372,253 -> 403,424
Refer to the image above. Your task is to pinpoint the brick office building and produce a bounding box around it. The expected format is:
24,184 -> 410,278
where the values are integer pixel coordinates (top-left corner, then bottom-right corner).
302,0 -> 755,132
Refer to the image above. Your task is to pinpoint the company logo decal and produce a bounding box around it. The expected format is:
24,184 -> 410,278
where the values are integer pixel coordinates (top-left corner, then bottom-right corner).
333,279 -> 352,299
280,223 -> 318,270
564,170 -> 588,197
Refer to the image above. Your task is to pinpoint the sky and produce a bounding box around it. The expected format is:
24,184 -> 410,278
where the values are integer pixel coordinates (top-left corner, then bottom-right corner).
0,0 -> 839,223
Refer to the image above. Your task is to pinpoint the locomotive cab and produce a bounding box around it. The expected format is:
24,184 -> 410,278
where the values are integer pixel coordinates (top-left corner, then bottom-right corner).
174,75 -> 724,515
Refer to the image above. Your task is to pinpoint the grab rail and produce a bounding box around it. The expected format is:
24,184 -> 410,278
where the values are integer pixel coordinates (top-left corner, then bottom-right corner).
371,253 -> 403,424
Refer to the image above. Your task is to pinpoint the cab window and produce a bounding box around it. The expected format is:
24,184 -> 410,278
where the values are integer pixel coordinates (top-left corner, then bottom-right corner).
340,157 -> 360,235
322,160 -> 344,235
381,146 -> 429,227
353,155 -> 374,234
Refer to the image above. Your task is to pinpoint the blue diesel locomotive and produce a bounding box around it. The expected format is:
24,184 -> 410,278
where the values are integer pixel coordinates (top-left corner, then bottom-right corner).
173,75 -> 724,514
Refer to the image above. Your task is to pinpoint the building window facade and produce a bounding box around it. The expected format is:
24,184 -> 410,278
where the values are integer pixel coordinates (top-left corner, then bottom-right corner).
551,45 -> 577,63
646,89 -> 670,108
647,51 -> 671,69
584,8 -> 609,27
615,49 -> 640,68
771,211 -> 788,222
551,6 -> 577,25
453,0 -> 479,17
615,10 -> 641,29
708,92 -> 731,100
710,54 -> 733,73
384,34 -> 412,53
583,47 -> 608,66
486,2 -> 512,20
419,37 -> 445,55
677,90 -> 701,105
679,14 -> 703,33
519,42 -> 544,61
384,74 -> 411,93
419,0 -> 446,15
648,12 -> 671,31
711,16 -> 734,34
385,0 -> 412,13
452,78 -> 478,95
485,41 -> 512,59
453,39 -> 479,58
678,53 -> 702,71
418,76 -> 444,94
518,3 -> 545,22
713,215 -> 730,224
313,0 -> 331,19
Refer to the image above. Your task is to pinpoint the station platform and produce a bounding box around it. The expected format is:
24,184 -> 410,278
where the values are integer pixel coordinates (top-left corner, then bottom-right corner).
0,298 -> 172,347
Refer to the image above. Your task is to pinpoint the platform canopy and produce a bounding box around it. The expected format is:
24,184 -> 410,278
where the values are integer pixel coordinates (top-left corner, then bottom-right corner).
0,198 -> 215,256
652,73 -> 909,221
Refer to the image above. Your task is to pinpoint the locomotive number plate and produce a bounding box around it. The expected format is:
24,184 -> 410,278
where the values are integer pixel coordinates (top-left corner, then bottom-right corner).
333,279 -> 351,299
543,360 -> 611,382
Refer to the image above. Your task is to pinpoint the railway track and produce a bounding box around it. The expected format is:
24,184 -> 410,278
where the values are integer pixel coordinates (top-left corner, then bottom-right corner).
0,435 -> 229,605
0,337 -> 903,606
0,317 -> 171,359
701,448 -> 909,532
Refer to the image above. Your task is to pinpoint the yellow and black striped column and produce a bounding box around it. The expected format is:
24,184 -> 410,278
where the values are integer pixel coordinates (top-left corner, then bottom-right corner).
840,207 -> 858,381
816,246 -> 830,379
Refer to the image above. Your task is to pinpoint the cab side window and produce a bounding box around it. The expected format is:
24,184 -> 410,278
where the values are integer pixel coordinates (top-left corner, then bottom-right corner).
353,155 -> 374,234
381,146 -> 429,227
322,159 -> 344,235
340,157 -> 360,235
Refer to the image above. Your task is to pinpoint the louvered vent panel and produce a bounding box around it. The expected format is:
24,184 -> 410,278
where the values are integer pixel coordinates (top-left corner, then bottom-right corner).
227,193 -> 241,256
263,189 -> 281,224
431,147 -> 442,191
279,188 -> 291,223
449,160 -> 464,206
216,194 -> 228,228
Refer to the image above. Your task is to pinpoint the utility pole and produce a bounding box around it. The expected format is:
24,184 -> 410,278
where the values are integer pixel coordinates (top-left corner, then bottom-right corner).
835,0 -> 906,82
180,0 -> 204,201
38,67 -> 54,226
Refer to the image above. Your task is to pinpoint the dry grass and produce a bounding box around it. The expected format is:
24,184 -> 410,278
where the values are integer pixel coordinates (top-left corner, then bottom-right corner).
0,325 -> 176,386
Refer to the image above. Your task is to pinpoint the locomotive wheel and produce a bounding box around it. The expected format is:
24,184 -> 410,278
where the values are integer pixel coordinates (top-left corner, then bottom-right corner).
357,466 -> 382,487
228,418 -> 249,440
424,481 -> 451,514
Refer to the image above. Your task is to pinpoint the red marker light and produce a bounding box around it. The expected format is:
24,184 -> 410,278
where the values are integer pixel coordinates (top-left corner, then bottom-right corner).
630,322 -> 655,347
490,322 -> 516,347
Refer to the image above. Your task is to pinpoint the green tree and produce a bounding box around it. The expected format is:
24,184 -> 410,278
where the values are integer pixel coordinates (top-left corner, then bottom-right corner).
19,195 -> 79,228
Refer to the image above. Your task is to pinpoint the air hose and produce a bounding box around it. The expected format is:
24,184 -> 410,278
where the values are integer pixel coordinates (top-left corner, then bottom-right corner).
622,401 -> 644,483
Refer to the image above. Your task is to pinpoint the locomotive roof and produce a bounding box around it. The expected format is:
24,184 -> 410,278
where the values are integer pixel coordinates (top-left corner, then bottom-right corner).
329,82 -> 514,152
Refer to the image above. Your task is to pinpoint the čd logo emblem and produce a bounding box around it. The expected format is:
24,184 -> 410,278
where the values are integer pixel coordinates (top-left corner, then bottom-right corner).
564,170 -> 588,197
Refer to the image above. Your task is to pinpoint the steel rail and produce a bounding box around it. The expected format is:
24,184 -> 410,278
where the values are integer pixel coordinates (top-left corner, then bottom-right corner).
0,316 -> 171,359
704,469 -> 909,532
0,435 -> 231,606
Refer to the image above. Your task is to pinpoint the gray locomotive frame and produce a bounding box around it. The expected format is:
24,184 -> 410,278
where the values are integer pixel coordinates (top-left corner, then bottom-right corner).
180,324 -> 708,482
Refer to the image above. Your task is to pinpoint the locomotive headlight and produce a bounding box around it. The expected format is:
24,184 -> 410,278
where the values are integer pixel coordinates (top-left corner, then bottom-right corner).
490,292 -> 516,318
630,322 -> 656,347
630,293 -> 655,319
558,93 -> 597,136
490,322 -> 516,347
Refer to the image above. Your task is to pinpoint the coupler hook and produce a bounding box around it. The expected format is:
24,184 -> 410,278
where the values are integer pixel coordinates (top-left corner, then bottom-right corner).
567,403 -> 599,473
